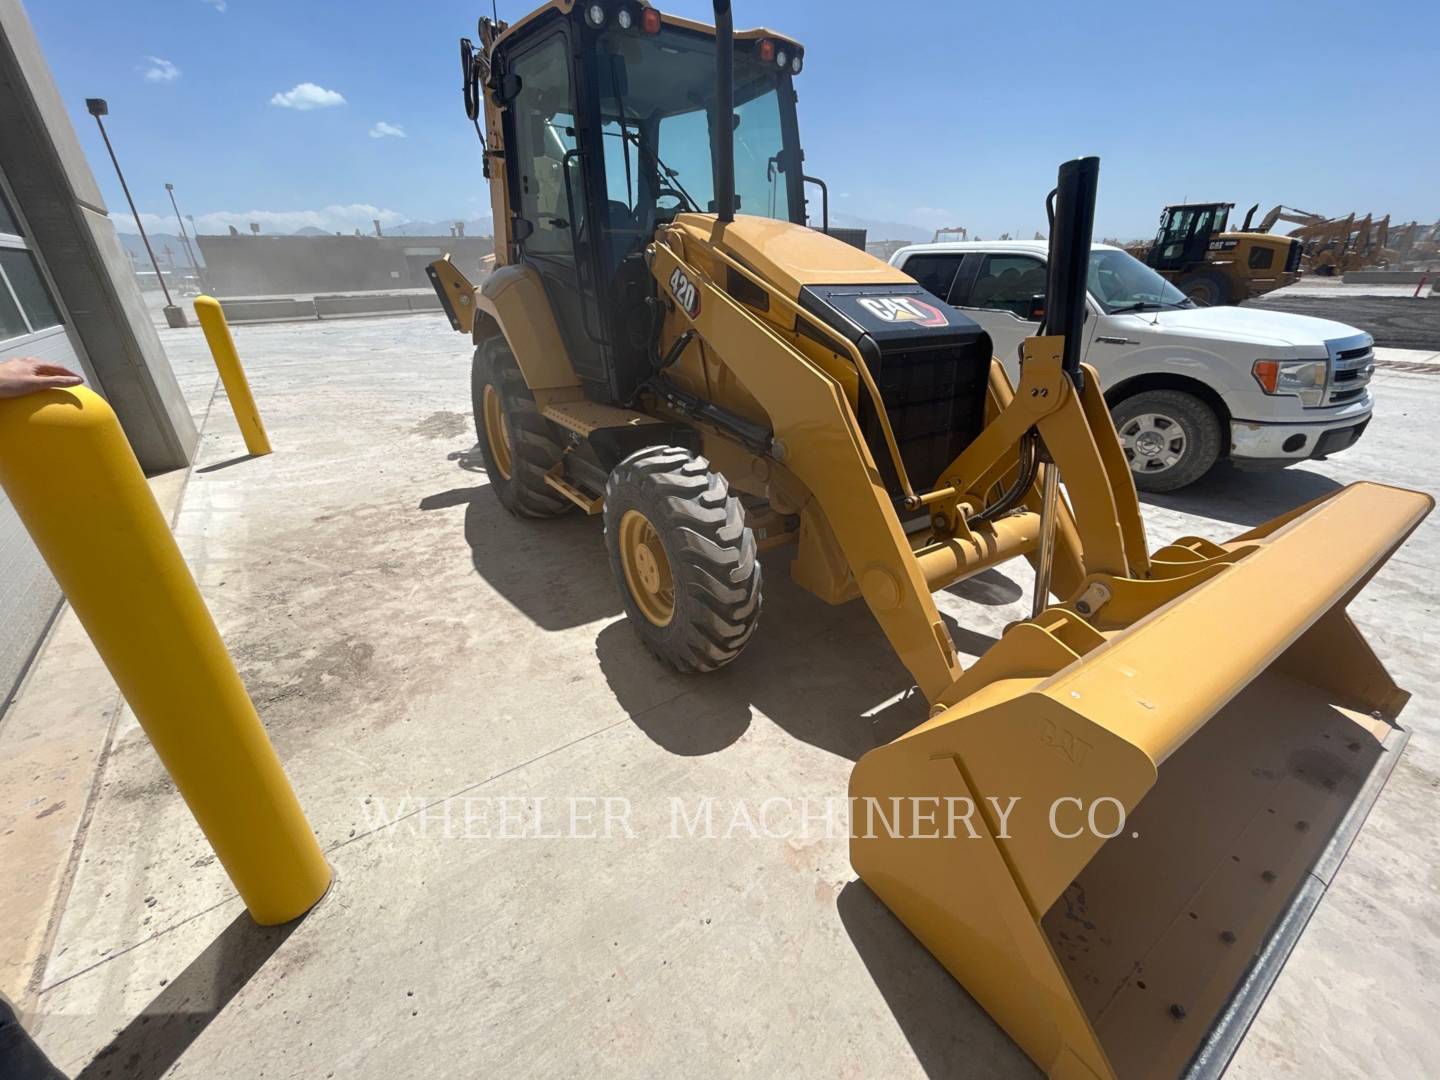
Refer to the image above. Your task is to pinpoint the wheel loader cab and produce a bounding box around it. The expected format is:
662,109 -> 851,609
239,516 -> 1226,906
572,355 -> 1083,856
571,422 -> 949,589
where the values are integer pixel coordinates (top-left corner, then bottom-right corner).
1146,203 -> 1231,272
490,2 -> 806,406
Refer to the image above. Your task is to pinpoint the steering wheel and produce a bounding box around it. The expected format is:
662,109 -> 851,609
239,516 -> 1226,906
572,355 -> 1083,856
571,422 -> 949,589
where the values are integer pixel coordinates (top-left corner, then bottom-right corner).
654,186 -> 689,213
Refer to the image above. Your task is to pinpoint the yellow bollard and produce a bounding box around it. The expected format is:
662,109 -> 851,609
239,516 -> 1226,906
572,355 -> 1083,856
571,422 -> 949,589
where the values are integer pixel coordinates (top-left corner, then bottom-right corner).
193,295 -> 272,456
0,387 -> 329,924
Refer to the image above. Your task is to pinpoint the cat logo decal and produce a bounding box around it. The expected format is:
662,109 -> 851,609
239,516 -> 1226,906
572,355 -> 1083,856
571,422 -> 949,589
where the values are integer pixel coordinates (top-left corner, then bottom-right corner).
856,295 -> 948,327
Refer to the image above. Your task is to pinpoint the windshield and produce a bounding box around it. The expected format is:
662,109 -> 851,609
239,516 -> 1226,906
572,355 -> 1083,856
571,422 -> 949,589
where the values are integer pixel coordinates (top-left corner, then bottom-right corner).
1088,248 -> 1192,313
595,26 -> 798,227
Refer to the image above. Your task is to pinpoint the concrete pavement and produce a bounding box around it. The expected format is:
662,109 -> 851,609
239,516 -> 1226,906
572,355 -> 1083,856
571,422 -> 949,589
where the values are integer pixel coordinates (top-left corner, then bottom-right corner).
4,312 -> 1439,1078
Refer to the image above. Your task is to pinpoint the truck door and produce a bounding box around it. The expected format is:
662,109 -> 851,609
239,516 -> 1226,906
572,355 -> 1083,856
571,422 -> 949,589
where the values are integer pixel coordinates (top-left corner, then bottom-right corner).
951,252 -> 1054,383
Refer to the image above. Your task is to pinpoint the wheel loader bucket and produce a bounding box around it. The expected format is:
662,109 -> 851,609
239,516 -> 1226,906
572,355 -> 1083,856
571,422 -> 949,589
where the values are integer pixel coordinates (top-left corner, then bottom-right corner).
850,481 -> 1432,1080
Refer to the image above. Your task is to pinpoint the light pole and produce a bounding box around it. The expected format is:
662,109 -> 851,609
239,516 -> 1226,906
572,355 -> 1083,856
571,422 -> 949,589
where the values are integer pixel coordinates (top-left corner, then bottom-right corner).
165,182 -> 205,293
85,98 -> 187,328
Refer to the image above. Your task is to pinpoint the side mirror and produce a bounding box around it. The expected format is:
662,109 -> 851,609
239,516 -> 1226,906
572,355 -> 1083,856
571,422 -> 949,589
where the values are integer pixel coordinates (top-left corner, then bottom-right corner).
1027,294 -> 1046,321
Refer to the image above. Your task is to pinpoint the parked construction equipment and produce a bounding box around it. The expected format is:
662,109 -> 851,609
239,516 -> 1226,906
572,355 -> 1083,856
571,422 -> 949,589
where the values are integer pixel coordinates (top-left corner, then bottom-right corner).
1383,218 -> 1440,268
1279,211 -> 1390,277
1243,204 -> 1397,276
1132,202 -> 1301,304
430,3 -> 1431,1076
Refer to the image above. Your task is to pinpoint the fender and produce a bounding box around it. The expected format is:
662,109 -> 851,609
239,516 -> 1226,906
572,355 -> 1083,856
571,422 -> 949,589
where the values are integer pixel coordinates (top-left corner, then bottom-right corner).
476,265 -> 582,396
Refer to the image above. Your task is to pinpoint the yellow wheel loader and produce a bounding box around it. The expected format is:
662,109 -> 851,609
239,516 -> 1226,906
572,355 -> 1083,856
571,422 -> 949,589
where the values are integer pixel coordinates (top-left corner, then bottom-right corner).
428,3 -> 1432,1076
1133,202 -> 1301,304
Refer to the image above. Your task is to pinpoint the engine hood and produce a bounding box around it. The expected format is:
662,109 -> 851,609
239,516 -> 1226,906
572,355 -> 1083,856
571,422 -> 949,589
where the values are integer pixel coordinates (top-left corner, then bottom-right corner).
672,213 -> 910,299
1117,304 -> 1368,351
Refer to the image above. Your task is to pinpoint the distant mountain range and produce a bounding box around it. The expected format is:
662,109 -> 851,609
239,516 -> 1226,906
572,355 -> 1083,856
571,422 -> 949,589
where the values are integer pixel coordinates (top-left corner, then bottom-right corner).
827,213 -> 932,242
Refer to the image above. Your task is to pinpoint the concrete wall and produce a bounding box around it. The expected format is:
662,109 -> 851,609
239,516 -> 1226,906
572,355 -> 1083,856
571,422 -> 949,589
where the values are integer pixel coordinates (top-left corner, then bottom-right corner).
1343,270 -> 1434,285
196,234 -> 495,297
0,0 -> 197,473
218,291 -> 446,324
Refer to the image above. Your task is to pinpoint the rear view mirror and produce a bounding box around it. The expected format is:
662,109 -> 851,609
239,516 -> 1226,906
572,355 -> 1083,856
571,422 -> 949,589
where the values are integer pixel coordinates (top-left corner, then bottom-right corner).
1027,294 -> 1046,321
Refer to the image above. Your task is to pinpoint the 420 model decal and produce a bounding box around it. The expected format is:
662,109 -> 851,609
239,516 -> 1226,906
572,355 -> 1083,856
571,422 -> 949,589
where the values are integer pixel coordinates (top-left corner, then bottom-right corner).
668,267 -> 701,318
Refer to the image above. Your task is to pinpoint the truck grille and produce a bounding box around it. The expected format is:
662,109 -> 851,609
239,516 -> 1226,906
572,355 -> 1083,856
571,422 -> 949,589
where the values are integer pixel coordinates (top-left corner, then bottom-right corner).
1326,342 -> 1374,406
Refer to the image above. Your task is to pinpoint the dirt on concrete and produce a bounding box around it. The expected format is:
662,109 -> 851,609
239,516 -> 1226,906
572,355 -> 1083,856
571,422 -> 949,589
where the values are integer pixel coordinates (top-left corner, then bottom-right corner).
11,313 -> 1440,1080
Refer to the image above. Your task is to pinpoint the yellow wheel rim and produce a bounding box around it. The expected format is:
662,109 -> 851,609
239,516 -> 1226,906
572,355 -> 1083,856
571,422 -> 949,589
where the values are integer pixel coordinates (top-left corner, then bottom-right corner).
482,384 -> 513,481
618,509 -> 675,627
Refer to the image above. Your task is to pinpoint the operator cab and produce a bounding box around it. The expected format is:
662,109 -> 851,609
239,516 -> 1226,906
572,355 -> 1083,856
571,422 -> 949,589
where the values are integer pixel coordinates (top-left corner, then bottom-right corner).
1146,202 -> 1233,271
484,2 -> 807,404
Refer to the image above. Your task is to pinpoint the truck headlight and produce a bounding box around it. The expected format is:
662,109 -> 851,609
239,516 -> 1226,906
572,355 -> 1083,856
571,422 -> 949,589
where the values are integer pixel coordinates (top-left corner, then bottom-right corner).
1252,359 -> 1327,407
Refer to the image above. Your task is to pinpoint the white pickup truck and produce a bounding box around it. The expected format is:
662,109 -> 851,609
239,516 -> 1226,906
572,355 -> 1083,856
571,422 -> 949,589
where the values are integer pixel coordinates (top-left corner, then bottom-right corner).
889,240 -> 1375,491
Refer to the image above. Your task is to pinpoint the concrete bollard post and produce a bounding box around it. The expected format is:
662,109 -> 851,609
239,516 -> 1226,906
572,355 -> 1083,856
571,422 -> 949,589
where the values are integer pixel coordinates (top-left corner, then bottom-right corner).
193,295 -> 272,456
0,387 -> 329,924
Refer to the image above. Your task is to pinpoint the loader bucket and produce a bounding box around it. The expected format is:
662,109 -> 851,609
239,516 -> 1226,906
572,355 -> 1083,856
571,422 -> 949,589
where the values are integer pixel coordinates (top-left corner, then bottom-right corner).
850,481 -> 1431,1080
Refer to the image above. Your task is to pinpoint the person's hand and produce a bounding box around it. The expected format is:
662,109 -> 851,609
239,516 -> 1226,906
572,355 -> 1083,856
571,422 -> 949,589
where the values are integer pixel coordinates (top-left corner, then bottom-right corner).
0,357 -> 84,399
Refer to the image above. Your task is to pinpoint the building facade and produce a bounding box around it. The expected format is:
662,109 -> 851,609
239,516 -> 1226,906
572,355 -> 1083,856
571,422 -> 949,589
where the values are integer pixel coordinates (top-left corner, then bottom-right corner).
1,0 -> 197,706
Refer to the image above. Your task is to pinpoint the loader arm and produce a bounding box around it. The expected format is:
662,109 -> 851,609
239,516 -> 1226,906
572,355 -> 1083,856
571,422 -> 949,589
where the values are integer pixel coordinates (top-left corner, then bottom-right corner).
647,234 -> 966,700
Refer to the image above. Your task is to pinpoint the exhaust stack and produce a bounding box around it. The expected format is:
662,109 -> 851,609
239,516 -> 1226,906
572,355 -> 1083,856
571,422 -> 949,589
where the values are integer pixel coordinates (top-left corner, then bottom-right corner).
1046,155 -> 1099,388
711,0 -> 735,223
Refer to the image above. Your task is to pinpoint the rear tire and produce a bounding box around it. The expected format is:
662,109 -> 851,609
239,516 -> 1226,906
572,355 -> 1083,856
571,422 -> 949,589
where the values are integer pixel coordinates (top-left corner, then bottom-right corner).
1111,389 -> 1222,493
1177,270 -> 1230,306
472,336 -> 570,518
603,446 -> 762,672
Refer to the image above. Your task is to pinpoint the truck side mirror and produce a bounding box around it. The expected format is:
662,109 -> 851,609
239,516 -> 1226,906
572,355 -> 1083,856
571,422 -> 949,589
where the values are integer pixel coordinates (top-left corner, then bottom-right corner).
1027,294 -> 1046,321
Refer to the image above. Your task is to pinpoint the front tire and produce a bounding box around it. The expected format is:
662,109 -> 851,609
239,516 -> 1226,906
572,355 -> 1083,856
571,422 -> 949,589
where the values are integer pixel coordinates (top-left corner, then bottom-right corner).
472,336 -> 570,518
1112,389 -> 1222,493
603,446 -> 762,672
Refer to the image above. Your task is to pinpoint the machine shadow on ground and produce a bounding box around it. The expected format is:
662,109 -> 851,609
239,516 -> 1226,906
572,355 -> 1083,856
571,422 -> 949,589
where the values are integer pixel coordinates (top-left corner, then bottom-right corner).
593,561 -> 934,762
1140,462 -> 1341,527
837,881 -> 1041,1080
419,479 -> 623,632
74,911 -> 298,1080
431,452 -> 1025,761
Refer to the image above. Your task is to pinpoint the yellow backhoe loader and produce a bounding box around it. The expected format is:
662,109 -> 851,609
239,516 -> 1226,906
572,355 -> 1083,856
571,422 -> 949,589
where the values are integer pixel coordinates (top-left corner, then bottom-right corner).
428,3 -> 1431,1076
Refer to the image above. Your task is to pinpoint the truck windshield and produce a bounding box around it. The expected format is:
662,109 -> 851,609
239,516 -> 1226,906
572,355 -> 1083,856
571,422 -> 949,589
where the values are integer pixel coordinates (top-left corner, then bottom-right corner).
1089,248 -> 1193,313
595,25 -> 798,227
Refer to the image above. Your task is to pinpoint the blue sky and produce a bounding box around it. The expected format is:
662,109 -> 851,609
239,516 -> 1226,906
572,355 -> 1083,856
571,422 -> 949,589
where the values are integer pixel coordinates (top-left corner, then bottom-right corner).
27,0 -> 1440,241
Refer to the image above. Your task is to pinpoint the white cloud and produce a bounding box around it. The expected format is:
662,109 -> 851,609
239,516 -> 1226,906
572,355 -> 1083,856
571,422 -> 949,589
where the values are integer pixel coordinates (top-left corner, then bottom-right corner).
142,57 -> 181,83
201,0 -> 227,10
369,121 -> 406,139
269,83 -> 347,111
112,204 -> 408,237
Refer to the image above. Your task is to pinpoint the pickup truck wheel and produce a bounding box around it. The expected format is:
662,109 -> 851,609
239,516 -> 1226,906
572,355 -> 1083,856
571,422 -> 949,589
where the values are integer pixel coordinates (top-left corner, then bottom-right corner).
1112,390 -> 1221,493
1178,271 -> 1230,306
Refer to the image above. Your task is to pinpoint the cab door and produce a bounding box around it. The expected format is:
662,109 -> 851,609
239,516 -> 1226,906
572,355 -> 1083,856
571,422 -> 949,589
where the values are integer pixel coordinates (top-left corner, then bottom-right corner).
501,29 -> 603,391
